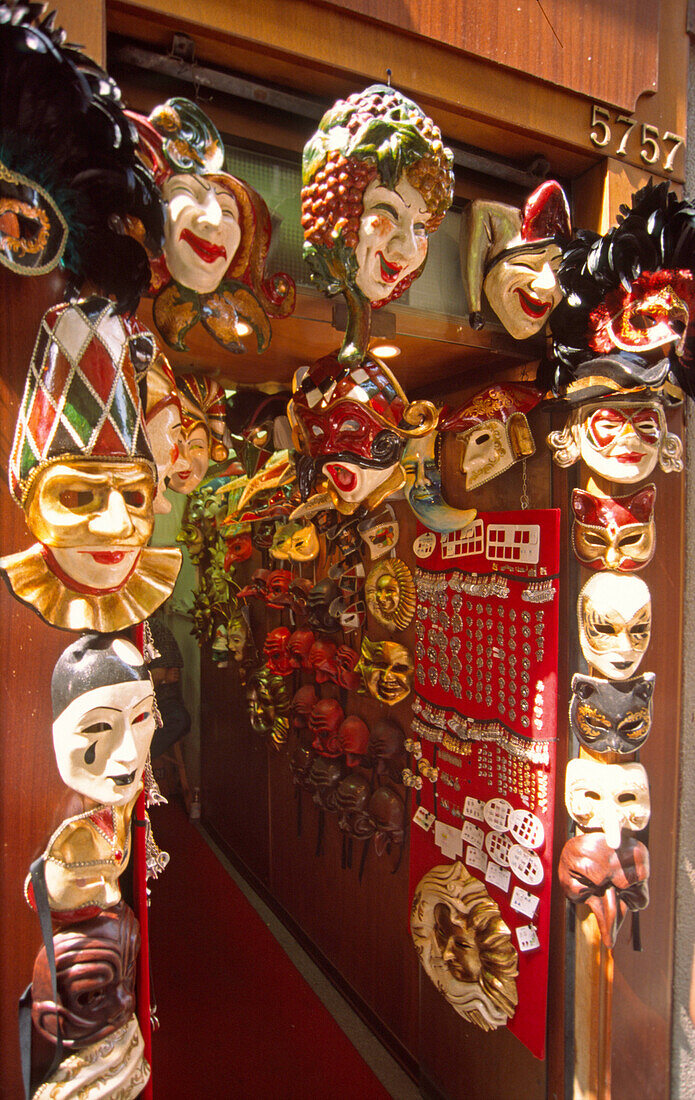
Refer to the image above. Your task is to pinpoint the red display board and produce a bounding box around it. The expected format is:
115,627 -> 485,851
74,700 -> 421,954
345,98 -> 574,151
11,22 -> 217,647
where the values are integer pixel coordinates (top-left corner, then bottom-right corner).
408,510 -> 560,1059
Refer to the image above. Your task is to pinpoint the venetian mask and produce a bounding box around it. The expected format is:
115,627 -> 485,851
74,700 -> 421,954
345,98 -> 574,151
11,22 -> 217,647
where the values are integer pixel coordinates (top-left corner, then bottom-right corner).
142,353 -> 184,515
359,638 -> 414,705
224,533 -> 253,564
365,558 -> 416,631
549,399 -> 683,483
368,718 -> 405,774
337,716 -> 370,766
589,271 -> 691,358
336,774 -> 373,837
401,432 -> 477,533
269,521 -> 320,562
245,670 -> 290,746
308,639 -> 338,684
288,628 -> 316,670
565,759 -> 651,848
265,568 -> 294,608
290,685 -> 318,733
162,173 -> 241,295
32,902 -> 139,1048
335,645 -> 361,691
263,627 -> 294,676
570,672 -> 655,754
238,567 -> 269,602
289,351 -> 436,513
251,518 -> 279,550
357,506 -> 400,558
51,635 -> 157,806
308,755 -> 346,811
168,375 -> 228,495
307,578 -> 342,633
410,862 -> 518,1031
301,83 -> 453,362
368,786 -> 405,851
438,383 -> 540,492
578,573 -> 651,679
290,744 -> 315,788
462,181 -> 571,339
571,485 -> 656,572
558,833 -> 650,948
309,698 -> 345,757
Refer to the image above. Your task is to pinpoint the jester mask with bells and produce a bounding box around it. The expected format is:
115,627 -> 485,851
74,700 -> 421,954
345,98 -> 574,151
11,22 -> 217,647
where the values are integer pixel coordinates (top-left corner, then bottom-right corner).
0,4 -> 162,310
1,298 -> 181,632
128,97 -> 295,354
565,759 -> 650,849
543,181 -> 695,400
577,573 -> 651,680
569,672 -> 655,754
365,558 -> 416,631
462,180 -> 571,340
168,374 -> 229,495
288,350 -> 436,514
571,485 -> 656,572
438,382 -> 541,492
358,636 -> 414,706
301,83 -> 454,364
547,394 -> 683,484
410,861 -> 518,1031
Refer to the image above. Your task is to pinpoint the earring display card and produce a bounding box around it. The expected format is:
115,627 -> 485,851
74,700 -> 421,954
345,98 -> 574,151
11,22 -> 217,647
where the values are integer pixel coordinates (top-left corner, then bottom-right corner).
408,510 -> 560,1059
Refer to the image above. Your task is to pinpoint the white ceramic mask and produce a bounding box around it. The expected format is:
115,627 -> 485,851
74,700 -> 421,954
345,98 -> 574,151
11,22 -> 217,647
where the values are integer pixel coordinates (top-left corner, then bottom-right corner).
578,573 -> 651,680
565,759 -> 650,848
354,175 -> 430,303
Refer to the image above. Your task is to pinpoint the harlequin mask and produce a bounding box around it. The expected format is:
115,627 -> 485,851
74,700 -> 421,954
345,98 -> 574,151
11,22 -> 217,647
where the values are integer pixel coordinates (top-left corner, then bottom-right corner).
335,645 -> 361,691
32,902 -> 139,1048
309,698 -> 345,757
265,569 -> 294,608
438,383 -> 540,491
401,432 -> 476,533
307,578 -> 342,633
558,833 -> 649,948
368,718 -> 404,774
359,637 -> 414,705
291,685 -> 318,732
365,559 -> 416,631
565,759 -> 650,848
2,299 -> 181,630
308,639 -> 338,683
463,181 -> 571,338
571,485 -> 656,571
289,351 -> 436,512
337,715 -> 370,766
570,672 -> 655,754
578,573 -> 651,680
270,521 -> 320,562
51,635 -> 156,806
410,862 -> 518,1031
548,398 -> 683,483
263,627 -> 294,676
288,629 -> 316,670
336,774 -> 373,837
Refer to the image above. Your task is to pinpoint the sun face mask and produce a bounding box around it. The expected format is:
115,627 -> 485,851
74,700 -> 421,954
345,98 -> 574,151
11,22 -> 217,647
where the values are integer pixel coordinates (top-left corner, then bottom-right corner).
410,862 -> 518,1031
571,485 -> 656,571
438,383 -> 541,492
51,634 -> 157,806
31,902 -> 139,1049
578,573 -> 651,679
558,833 -> 650,948
462,180 -> 571,339
569,672 -> 655,754
2,299 -> 181,631
365,558 -> 416,631
565,759 -> 650,848
359,637 -> 414,705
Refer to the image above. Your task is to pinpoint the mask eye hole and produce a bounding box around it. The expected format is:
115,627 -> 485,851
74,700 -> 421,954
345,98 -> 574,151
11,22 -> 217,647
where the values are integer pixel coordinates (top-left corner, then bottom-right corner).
585,790 -> 601,801
617,791 -> 637,803
123,490 -> 146,508
133,710 -> 151,724
60,489 -> 94,509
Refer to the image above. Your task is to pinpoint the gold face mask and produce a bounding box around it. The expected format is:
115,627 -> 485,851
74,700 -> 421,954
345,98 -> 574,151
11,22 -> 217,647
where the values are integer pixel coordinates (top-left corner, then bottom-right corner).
269,521 -> 320,563
365,559 -> 416,631
359,637 -> 414,705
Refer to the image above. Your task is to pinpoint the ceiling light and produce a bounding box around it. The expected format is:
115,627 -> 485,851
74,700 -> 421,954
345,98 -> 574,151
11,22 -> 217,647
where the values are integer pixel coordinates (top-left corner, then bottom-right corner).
371,343 -> 401,359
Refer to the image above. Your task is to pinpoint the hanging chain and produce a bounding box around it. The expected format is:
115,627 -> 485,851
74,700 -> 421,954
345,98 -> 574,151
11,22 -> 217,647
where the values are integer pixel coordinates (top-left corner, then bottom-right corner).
520,458 -> 530,510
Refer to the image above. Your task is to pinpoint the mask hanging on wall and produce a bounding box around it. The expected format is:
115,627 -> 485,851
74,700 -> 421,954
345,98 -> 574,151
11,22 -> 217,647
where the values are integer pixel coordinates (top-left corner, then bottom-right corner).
571,485 -> 656,571
168,375 -> 230,495
365,558 -> 416,631
141,352 -> 185,514
301,83 -> 454,364
269,520 -> 321,562
558,832 -> 650,948
577,573 -> 651,680
1,298 -> 181,631
358,637 -> 414,705
410,861 -> 518,1031
309,699 -> 345,757
565,759 -> 651,848
461,180 -> 571,339
128,97 -> 295,354
438,382 -> 541,492
569,672 -> 655,753
401,431 -> 477,533
336,774 -> 373,837
288,350 -> 436,514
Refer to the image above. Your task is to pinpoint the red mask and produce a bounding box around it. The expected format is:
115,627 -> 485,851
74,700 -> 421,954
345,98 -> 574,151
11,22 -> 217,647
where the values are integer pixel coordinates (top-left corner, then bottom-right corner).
263,627 -> 294,676
288,629 -> 316,670
291,685 -> 319,733
308,640 -> 338,683
558,833 -> 650,948
296,400 -> 388,461
571,485 -> 656,572
368,719 -> 405,774
309,698 -> 345,756
237,567 -> 269,601
338,715 -> 370,766
265,569 -> 294,608
335,645 -> 361,691
224,533 -> 253,566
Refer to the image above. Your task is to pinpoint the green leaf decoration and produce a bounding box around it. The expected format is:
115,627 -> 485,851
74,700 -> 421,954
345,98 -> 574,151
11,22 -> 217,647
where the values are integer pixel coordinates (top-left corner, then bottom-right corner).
153,281 -> 201,351
200,280 -> 271,354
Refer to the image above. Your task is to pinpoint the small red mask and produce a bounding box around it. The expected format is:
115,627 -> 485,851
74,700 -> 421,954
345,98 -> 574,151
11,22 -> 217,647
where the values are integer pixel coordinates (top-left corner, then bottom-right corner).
571,485 -> 656,572
291,685 -> 319,734
308,639 -> 338,683
263,627 -> 294,676
238,567 -> 269,601
335,645 -> 361,691
265,569 -> 294,608
309,698 -> 345,756
338,715 -> 370,766
224,533 -> 253,567
288,628 -> 316,670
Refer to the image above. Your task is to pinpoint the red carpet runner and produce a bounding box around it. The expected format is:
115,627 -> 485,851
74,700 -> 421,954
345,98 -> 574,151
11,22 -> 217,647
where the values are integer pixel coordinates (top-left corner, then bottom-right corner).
148,803 -> 392,1099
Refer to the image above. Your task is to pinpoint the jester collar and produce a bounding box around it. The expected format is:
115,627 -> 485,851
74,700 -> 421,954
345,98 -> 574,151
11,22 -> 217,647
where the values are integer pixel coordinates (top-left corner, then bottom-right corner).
0,543 -> 181,632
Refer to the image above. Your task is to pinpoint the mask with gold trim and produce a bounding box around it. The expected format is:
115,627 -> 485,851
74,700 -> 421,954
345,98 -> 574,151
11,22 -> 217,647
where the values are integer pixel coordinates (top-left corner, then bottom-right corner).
269,520 -> 320,562
571,485 -> 656,571
578,573 -> 651,680
358,637 -> 414,705
569,672 -> 655,754
365,558 -> 416,631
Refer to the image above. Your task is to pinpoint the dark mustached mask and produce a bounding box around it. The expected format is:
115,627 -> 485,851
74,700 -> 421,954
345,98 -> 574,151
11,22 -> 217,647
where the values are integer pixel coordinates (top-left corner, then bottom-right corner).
569,672 -> 655,753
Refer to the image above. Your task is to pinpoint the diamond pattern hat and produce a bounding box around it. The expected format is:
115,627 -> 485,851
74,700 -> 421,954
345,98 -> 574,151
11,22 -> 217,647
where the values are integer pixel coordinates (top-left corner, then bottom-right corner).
9,297 -> 157,506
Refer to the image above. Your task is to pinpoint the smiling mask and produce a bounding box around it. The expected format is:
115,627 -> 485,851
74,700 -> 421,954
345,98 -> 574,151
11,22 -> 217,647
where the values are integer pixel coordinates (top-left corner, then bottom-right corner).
578,573 -> 651,680
402,432 -> 477,532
